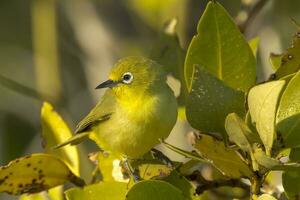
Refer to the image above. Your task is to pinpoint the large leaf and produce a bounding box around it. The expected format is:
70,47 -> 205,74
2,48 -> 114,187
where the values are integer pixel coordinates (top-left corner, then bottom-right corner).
126,180 -> 185,200
275,30 -> 300,79
0,154 -> 84,195
193,134 -> 253,178
41,102 -> 80,176
184,1 -> 256,91
277,71 -> 300,148
65,182 -> 127,200
186,66 -> 245,136
248,80 -> 285,154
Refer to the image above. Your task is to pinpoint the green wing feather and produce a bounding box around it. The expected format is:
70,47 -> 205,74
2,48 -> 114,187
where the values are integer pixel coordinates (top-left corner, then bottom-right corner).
53,90 -> 116,149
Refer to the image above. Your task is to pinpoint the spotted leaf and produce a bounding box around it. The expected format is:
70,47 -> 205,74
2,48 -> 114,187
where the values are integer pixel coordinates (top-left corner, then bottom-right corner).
0,153 -> 84,195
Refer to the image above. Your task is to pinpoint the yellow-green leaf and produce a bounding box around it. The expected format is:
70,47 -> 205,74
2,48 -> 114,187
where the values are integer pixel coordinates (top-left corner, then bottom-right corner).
0,153 -> 84,195
248,80 -> 286,154
65,182 -> 127,200
276,71 -> 300,148
269,53 -> 283,71
257,194 -> 277,200
41,102 -> 80,176
249,37 -> 260,58
131,159 -> 172,180
184,1 -> 256,91
193,134 -> 253,178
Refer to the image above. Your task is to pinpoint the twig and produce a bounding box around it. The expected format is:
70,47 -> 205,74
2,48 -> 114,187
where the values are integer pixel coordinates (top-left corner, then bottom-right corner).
239,0 -> 270,33
186,171 -> 250,195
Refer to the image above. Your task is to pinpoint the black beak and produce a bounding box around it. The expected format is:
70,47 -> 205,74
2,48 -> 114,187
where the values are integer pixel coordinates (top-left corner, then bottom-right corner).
95,79 -> 118,89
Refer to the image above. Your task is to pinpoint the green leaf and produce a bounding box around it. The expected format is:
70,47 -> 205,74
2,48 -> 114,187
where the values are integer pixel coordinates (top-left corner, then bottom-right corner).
163,171 -> 197,200
186,65 -> 245,136
0,153 -> 84,195
193,134 -> 253,178
253,147 -> 280,169
184,1 -> 256,91
282,171 -> 300,199
275,30 -> 300,79
41,102 -> 80,176
282,148 -> 300,199
277,71 -> 300,148
248,80 -> 286,154
225,113 -> 253,153
65,182 -> 127,200
269,53 -> 283,71
249,37 -> 260,58
257,194 -> 277,200
126,180 -> 185,200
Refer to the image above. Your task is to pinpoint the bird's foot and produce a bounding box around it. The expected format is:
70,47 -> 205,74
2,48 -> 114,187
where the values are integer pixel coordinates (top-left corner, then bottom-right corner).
150,148 -> 173,168
122,159 -> 141,183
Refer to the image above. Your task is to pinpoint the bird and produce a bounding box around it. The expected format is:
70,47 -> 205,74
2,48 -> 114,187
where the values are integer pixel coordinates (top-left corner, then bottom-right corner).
54,56 -> 178,159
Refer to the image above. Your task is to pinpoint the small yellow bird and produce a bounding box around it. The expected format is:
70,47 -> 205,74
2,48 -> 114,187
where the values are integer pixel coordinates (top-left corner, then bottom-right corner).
56,56 -> 178,159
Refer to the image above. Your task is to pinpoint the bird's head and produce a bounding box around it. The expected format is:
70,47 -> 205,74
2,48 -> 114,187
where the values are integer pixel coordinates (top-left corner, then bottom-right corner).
95,56 -> 166,99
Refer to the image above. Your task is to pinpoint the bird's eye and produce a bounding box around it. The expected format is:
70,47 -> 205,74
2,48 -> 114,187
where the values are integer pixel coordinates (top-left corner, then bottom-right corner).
122,72 -> 133,84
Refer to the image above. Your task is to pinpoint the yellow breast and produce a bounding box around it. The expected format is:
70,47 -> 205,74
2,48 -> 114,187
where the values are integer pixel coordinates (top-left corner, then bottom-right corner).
90,86 -> 178,158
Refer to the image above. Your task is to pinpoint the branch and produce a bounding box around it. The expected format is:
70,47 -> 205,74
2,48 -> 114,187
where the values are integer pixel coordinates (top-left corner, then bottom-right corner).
238,0 -> 270,33
186,171 -> 250,195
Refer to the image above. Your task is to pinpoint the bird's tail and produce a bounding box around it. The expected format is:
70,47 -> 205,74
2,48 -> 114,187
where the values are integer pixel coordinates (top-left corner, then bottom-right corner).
52,132 -> 90,149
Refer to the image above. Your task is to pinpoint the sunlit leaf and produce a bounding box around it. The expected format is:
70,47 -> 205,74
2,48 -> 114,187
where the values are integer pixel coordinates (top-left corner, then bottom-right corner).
193,134 -> 253,178
19,193 -> 48,200
184,1 -> 256,91
275,30 -> 300,79
248,80 -> 286,154
269,53 -> 283,71
249,37 -> 260,58
225,113 -> 253,153
41,102 -> 80,176
65,182 -> 127,200
257,194 -> 277,200
0,154 -> 84,195
131,159 -> 172,180
277,71 -> 300,148
97,152 -> 122,182
126,180 -> 185,200
186,66 -> 245,136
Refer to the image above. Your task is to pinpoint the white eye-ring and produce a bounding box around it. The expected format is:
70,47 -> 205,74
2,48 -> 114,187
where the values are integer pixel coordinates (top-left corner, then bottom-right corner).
122,72 -> 134,84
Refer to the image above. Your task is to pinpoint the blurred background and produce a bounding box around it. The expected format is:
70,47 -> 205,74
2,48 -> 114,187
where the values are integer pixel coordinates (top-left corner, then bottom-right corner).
0,0 -> 299,199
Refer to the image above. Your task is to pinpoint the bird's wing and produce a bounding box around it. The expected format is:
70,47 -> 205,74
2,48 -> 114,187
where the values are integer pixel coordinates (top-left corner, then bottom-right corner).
53,90 -> 116,149
75,89 -> 116,133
